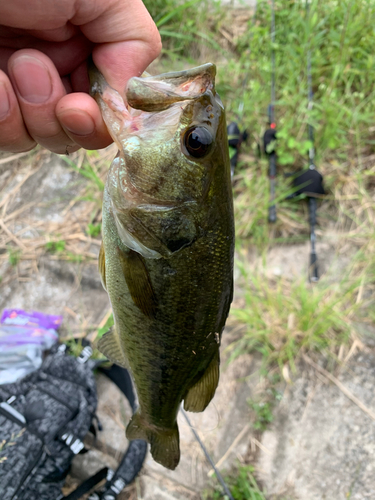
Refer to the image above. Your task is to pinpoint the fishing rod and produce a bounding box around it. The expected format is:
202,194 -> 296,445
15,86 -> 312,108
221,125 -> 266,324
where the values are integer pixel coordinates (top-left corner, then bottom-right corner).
227,1 -> 257,178
263,0 -> 277,223
181,408 -> 235,500
289,0 -> 324,282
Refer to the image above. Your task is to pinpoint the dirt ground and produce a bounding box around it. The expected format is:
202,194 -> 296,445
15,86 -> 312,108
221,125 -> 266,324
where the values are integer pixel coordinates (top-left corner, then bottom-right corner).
1,150 -> 375,499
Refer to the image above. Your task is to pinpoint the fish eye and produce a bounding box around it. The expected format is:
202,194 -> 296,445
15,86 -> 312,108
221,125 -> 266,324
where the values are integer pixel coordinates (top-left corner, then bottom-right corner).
184,127 -> 213,158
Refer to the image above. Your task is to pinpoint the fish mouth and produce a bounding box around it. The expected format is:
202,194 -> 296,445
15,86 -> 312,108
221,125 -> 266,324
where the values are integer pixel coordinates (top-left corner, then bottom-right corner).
89,61 -> 219,155
126,63 -> 216,112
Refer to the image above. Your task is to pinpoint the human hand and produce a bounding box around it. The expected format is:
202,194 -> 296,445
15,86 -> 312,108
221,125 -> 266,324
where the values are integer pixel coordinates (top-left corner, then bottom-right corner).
0,0 -> 161,154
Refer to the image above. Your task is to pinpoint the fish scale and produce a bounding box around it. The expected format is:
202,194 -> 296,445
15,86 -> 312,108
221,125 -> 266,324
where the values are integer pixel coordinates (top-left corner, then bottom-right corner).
89,61 -> 234,470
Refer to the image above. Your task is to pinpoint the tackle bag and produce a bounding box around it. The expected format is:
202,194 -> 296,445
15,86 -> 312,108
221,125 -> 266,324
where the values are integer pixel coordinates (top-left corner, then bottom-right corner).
0,343 -> 147,500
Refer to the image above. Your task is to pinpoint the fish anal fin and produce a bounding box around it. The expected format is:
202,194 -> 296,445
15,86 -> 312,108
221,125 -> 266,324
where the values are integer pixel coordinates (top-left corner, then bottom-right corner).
184,351 -> 220,413
98,242 -> 106,290
97,326 -> 128,369
118,247 -> 157,318
126,413 -> 180,470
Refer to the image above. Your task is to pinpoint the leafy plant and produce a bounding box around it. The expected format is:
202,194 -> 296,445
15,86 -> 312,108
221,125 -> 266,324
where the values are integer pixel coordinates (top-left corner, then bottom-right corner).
248,400 -> 274,431
0,429 -> 25,464
63,157 -> 105,191
228,245 -> 371,372
97,313 -> 114,339
45,240 -> 66,253
86,223 -> 102,238
143,0 -> 222,58
222,0 -> 375,168
8,248 -> 21,267
204,465 -> 266,500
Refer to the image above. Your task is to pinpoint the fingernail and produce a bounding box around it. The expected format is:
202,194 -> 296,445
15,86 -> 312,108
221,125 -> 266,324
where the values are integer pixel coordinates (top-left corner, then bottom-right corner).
0,82 -> 10,120
11,55 -> 52,103
59,110 -> 95,136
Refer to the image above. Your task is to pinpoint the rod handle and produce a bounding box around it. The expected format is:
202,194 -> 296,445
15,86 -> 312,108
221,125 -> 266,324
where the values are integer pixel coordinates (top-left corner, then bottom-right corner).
309,252 -> 319,282
268,153 -> 277,223
268,204 -> 277,223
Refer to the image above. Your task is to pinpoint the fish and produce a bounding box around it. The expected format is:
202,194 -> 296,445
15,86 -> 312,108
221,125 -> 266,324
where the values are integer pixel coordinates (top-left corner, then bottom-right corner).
89,61 -> 234,470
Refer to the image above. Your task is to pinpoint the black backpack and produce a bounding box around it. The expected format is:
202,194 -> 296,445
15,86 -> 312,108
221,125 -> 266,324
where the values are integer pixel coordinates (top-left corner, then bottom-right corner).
0,343 -> 147,500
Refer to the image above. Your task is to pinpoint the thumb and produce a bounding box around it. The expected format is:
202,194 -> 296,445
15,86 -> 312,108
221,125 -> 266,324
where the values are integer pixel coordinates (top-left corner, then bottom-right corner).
78,0 -> 161,92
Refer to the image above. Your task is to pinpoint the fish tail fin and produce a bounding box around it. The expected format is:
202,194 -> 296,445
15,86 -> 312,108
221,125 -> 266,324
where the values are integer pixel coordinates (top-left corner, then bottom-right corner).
97,326 -> 128,369
184,350 -> 220,412
126,413 -> 180,470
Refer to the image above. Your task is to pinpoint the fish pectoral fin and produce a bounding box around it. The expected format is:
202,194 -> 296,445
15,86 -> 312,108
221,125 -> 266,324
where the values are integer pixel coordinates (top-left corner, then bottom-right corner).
118,247 -> 157,318
184,351 -> 220,413
97,326 -> 128,369
126,413 -> 180,470
98,242 -> 106,290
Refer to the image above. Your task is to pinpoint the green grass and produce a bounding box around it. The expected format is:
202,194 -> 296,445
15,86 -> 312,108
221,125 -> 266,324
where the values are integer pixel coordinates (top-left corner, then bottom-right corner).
143,0 -> 222,59
248,400 -> 274,432
204,465 -> 267,500
45,240 -> 66,253
86,223 -> 102,238
8,248 -> 21,267
97,313 -> 114,339
220,0 -> 375,164
63,156 -> 105,192
228,246 -> 372,372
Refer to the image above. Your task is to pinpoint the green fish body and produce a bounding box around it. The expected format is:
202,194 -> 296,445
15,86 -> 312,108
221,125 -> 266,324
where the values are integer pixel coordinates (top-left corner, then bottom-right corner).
89,63 -> 234,470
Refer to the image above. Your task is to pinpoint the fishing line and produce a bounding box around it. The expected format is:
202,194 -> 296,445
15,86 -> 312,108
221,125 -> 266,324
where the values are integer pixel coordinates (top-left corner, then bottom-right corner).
180,408 -> 235,500
263,0 -> 277,223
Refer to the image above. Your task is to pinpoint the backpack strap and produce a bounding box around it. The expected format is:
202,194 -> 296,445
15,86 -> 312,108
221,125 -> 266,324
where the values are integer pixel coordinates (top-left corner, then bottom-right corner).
98,365 -> 136,411
64,364 -> 147,500
63,468 -> 109,500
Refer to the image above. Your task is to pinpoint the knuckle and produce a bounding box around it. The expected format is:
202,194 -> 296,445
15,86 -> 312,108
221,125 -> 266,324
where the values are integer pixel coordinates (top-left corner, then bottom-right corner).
0,128 -> 36,153
147,24 -> 162,58
31,129 -> 78,154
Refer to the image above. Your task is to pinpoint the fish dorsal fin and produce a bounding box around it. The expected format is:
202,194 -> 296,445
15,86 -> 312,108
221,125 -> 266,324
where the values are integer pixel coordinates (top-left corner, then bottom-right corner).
183,350 -> 220,412
118,247 -> 157,318
98,242 -> 106,290
97,326 -> 128,369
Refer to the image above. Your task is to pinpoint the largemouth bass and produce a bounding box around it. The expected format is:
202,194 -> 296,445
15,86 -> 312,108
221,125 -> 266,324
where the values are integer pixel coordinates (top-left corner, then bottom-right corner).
89,62 -> 234,470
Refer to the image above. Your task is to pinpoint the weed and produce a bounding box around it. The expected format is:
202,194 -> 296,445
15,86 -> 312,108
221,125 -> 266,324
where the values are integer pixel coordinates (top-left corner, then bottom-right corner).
248,400 -> 274,431
228,243 -> 373,372
0,429 -> 26,464
63,157 -> 105,191
222,0 -> 375,167
144,0 -> 222,58
45,240 -> 66,253
63,338 -> 85,358
204,464 -> 266,500
66,252 -> 84,263
97,313 -> 114,339
86,223 -> 102,238
8,248 -> 21,267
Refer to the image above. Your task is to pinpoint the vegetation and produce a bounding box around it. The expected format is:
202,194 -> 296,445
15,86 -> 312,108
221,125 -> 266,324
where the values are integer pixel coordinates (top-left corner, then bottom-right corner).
2,0 -> 368,496
204,465 -> 267,500
138,0 -> 375,497
8,248 -> 21,267
45,240 -> 66,253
